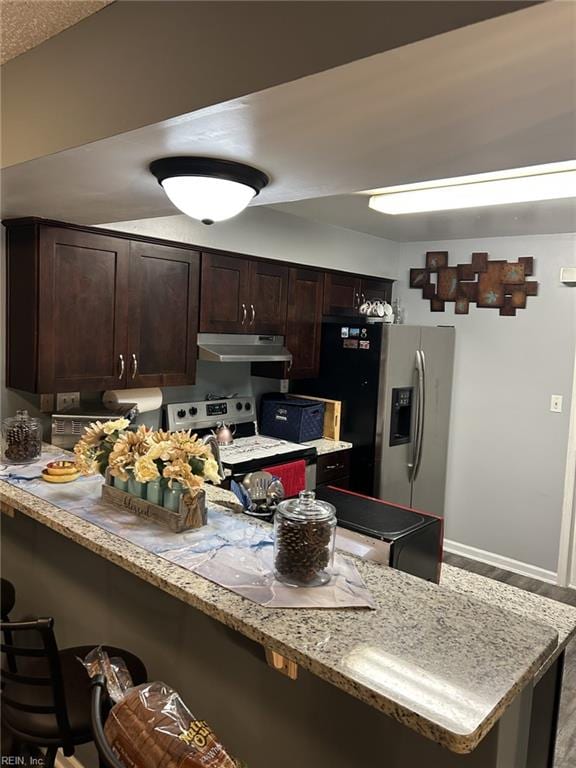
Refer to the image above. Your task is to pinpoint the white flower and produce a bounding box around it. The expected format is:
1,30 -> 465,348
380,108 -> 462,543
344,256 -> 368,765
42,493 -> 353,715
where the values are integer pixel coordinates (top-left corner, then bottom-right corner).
145,440 -> 173,462
133,456 -> 160,483
102,418 -> 131,435
203,456 -> 221,485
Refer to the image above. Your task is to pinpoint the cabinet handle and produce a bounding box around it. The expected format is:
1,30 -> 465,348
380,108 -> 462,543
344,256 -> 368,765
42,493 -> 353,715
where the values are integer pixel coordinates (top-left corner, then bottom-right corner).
325,463 -> 344,472
250,304 -> 256,326
241,303 -> 247,325
131,353 -> 138,379
361,293 -> 366,305
118,354 -> 125,380
287,358 -> 293,373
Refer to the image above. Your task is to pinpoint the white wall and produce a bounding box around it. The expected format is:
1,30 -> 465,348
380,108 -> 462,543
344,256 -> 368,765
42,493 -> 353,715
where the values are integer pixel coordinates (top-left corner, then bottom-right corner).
98,208 -> 399,278
396,234 -> 576,575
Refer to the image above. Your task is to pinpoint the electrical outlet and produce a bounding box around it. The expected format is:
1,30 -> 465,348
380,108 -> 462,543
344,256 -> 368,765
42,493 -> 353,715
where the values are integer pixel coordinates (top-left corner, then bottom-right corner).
56,392 -> 80,412
550,395 -> 563,413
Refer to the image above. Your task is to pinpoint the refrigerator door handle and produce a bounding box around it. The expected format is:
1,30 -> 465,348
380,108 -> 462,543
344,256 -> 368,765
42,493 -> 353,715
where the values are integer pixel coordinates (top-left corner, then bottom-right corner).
408,351 -> 422,479
414,349 -> 426,480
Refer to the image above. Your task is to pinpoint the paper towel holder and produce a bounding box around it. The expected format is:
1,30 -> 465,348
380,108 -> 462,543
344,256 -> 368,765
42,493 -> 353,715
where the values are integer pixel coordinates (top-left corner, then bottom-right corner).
102,387 -> 163,415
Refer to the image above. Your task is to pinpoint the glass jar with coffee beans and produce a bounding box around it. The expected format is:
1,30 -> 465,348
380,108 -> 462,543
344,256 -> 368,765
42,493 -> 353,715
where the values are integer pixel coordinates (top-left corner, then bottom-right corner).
273,490 -> 337,587
1,410 -> 43,464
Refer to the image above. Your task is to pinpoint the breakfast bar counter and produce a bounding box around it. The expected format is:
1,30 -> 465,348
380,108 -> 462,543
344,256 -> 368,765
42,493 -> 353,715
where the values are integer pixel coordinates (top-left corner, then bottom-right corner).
1,451 -> 575,768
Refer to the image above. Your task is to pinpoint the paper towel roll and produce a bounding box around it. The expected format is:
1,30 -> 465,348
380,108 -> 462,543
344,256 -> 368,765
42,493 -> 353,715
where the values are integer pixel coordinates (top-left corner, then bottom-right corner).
103,388 -> 163,414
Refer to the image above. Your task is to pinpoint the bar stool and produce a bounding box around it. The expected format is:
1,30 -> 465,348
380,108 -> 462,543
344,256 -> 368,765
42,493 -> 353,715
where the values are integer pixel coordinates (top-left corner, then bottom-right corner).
1,578 -> 16,620
1,617 -> 147,768
1,578 -> 17,673
90,675 -> 126,768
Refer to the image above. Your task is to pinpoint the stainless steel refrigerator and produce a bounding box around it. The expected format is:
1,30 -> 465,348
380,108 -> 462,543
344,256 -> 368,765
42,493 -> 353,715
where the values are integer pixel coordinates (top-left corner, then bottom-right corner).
294,322 -> 455,517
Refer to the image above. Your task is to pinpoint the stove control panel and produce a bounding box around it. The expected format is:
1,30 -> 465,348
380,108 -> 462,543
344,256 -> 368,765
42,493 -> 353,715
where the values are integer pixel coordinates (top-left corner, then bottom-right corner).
165,397 -> 256,431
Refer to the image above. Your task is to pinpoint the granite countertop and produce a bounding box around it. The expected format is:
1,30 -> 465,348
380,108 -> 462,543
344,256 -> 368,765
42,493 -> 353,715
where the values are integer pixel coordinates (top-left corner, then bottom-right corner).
304,438 -> 353,455
1,459 -> 574,754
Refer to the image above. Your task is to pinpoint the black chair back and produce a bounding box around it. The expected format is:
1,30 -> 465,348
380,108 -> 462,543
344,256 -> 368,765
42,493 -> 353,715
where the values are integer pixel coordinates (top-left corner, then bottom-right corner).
0,618 -> 74,754
90,675 -> 125,768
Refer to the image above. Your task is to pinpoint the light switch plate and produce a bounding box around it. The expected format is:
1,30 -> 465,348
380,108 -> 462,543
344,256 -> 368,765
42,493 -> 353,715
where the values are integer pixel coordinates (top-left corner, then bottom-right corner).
550,395 -> 563,413
560,267 -> 576,284
39,394 -> 55,413
56,392 -> 80,411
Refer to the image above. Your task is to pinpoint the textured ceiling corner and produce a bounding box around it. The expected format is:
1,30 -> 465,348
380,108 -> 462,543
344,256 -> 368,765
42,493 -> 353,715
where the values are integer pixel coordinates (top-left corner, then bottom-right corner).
0,0 -> 114,65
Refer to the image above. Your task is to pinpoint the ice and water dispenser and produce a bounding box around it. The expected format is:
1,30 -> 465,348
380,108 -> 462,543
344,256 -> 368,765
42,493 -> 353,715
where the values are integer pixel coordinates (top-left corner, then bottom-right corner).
389,387 -> 413,446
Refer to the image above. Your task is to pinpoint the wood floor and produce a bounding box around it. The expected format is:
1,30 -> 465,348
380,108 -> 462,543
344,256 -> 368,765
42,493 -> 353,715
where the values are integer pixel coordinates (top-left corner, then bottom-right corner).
444,553 -> 576,768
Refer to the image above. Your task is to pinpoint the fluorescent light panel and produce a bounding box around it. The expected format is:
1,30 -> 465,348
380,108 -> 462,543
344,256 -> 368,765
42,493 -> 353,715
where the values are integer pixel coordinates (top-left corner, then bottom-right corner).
367,161 -> 576,215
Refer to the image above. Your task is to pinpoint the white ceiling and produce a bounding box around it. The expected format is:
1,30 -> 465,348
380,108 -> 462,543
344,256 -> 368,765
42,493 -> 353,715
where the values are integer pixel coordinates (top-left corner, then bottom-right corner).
1,2 -> 574,241
272,195 -> 576,243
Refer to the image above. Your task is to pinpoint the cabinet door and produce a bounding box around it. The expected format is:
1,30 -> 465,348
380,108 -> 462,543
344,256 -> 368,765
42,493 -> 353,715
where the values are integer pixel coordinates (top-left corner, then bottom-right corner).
323,272 -> 362,315
286,267 -> 323,379
37,227 -> 130,392
127,242 -> 200,387
199,252 -> 250,333
249,260 -> 289,334
360,277 -> 393,305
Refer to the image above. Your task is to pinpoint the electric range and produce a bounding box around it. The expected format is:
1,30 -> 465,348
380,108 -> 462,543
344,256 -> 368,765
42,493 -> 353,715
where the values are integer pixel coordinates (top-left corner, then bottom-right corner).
164,397 -> 317,481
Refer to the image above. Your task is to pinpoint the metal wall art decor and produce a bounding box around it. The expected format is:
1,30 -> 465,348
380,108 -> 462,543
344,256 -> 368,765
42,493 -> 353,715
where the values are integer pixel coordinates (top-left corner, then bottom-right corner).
410,252 -> 538,316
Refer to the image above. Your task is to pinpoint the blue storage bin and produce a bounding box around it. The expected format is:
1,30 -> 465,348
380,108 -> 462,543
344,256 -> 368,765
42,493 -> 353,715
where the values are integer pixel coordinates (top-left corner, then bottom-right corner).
260,399 -> 325,443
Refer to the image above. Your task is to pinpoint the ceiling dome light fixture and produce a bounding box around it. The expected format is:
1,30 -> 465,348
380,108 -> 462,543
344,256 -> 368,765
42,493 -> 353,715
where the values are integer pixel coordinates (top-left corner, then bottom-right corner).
150,157 -> 269,225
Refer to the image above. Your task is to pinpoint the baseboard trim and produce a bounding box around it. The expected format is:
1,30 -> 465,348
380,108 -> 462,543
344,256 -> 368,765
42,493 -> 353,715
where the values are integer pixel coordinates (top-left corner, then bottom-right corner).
55,753 -> 85,768
444,539 -> 558,585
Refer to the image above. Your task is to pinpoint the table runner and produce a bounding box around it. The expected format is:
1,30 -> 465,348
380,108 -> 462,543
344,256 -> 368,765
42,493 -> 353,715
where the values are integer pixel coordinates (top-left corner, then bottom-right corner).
1,451 -> 375,610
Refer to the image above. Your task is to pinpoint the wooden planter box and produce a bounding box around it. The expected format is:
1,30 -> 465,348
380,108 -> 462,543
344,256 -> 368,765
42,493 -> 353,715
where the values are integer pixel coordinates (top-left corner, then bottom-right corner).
101,474 -> 206,533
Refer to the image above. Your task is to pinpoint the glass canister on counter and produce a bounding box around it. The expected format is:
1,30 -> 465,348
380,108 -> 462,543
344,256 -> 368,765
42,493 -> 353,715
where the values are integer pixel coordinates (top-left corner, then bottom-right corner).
273,490 -> 337,587
1,410 -> 43,464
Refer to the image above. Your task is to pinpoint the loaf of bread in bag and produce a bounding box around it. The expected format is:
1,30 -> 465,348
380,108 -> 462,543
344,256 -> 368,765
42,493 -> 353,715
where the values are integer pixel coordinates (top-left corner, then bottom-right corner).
104,682 -> 239,768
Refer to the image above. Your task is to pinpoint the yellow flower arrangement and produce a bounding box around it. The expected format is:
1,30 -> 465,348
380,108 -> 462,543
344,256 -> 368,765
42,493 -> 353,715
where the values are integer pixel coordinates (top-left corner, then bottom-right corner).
133,455 -> 160,483
163,458 -> 204,490
74,420 -> 221,491
74,418 -> 136,476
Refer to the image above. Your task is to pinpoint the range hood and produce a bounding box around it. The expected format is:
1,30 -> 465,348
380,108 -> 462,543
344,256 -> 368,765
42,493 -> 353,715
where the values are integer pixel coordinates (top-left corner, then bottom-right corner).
197,334 -> 292,364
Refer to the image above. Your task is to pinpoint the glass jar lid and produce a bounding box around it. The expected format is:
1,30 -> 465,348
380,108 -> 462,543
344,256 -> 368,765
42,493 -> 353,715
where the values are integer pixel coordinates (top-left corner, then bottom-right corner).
276,490 -> 336,522
3,410 -> 41,426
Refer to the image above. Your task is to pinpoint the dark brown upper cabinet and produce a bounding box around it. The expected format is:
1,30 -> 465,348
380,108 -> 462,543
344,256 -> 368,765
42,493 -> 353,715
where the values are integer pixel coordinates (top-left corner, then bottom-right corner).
323,272 -> 362,316
360,277 -> 393,305
8,224 -> 131,393
248,260 -> 289,334
4,220 -> 200,393
285,267 -> 323,379
199,252 -> 250,333
200,252 -> 288,335
128,241 -> 200,388
252,266 -> 323,381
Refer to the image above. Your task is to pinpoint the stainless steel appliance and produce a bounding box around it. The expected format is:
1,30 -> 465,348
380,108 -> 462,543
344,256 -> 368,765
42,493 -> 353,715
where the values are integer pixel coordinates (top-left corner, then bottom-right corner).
51,404 -> 138,450
164,397 -> 317,489
295,323 -> 455,517
318,487 -> 442,583
197,334 -> 292,363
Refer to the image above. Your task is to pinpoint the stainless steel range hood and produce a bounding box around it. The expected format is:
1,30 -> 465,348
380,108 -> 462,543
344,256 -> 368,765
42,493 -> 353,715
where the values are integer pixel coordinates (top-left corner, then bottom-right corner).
197,334 -> 292,364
